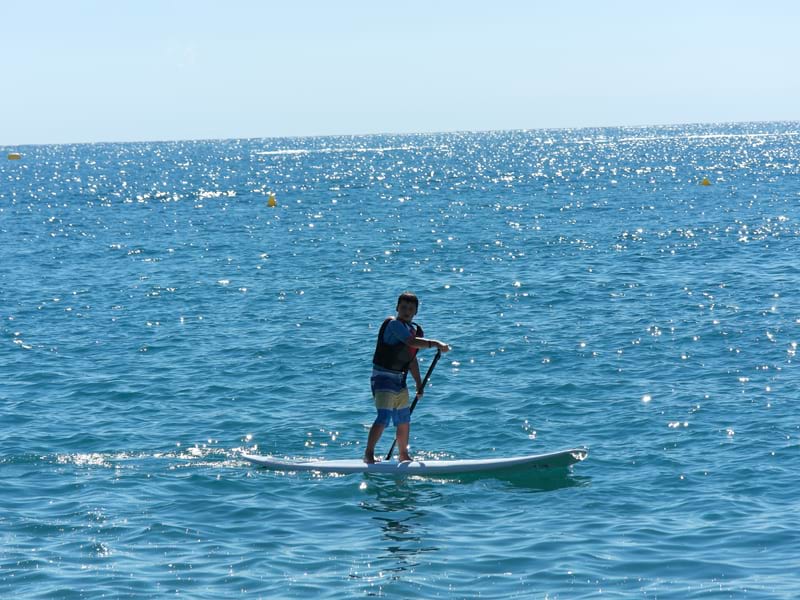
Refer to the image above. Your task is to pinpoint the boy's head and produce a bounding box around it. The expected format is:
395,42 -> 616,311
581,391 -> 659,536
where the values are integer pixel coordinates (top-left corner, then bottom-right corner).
396,291 -> 419,318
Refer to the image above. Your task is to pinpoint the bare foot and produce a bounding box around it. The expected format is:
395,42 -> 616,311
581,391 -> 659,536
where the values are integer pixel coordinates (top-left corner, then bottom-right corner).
363,451 -> 377,464
398,454 -> 412,463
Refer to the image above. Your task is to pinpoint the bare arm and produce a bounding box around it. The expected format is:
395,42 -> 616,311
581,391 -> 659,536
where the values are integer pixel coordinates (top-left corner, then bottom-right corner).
409,357 -> 423,392
407,337 -> 451,352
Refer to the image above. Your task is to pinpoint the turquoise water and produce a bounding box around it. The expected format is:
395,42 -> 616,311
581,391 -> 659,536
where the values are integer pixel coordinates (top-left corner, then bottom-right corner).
2,122 -> 800,598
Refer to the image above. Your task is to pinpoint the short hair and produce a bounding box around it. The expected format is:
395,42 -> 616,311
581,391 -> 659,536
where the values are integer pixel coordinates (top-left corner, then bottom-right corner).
396,291 -> 419,309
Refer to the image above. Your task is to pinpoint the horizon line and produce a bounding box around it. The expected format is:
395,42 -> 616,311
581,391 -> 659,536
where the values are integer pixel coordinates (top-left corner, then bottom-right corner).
3,119 -> 799,150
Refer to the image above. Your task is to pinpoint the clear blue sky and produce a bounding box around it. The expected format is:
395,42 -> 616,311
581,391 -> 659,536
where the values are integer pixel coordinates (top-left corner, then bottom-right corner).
2,1 -> 798,145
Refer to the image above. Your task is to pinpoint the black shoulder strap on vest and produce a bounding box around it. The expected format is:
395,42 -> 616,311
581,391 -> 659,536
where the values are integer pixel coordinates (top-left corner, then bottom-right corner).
376,317 -> 393,343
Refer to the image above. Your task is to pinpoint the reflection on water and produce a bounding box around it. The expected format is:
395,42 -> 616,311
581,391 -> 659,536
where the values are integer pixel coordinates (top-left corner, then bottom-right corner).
358,477 -> 442,572
356,466 -> 589,579
470,468 -> 592,492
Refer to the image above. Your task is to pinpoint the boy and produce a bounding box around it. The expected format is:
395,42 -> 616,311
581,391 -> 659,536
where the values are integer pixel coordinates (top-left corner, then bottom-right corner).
364,291 -> 450,463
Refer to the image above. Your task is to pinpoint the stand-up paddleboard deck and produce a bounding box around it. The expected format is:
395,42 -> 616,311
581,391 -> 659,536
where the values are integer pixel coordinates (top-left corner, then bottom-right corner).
242,448 -> 587,475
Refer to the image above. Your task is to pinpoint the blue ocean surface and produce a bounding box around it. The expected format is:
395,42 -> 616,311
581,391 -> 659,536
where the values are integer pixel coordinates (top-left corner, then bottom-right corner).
2,122 -> 800,598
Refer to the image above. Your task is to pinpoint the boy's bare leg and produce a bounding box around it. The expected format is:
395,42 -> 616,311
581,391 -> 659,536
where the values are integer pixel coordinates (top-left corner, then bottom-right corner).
396,423 -> 411,462
364,422 -> 385,463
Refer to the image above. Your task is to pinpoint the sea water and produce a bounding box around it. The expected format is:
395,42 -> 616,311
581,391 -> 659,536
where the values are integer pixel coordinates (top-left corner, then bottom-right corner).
2,122 -> 800,598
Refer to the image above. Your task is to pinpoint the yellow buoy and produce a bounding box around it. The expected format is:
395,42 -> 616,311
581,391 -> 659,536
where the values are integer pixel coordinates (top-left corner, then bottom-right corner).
267,193 -> 277,207
701,177 -> 711,186
7,152 -> 22,160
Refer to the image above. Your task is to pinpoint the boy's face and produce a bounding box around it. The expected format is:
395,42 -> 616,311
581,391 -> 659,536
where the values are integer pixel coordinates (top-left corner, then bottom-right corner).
396,299 -> 418,322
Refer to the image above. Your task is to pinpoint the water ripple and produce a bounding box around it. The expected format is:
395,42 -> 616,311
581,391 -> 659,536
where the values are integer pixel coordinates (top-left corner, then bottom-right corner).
3,122 -> 800,597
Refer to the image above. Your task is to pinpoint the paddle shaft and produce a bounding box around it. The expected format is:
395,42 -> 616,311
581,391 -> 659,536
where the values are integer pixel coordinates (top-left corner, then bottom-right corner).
385,349 -> 442,460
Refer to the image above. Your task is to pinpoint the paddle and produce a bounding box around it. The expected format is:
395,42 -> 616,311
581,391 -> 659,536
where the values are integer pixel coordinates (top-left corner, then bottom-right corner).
385,349 -> 442,461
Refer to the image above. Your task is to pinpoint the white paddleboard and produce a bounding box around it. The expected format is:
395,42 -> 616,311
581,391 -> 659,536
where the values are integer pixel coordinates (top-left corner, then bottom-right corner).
241,448 -> 587,475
